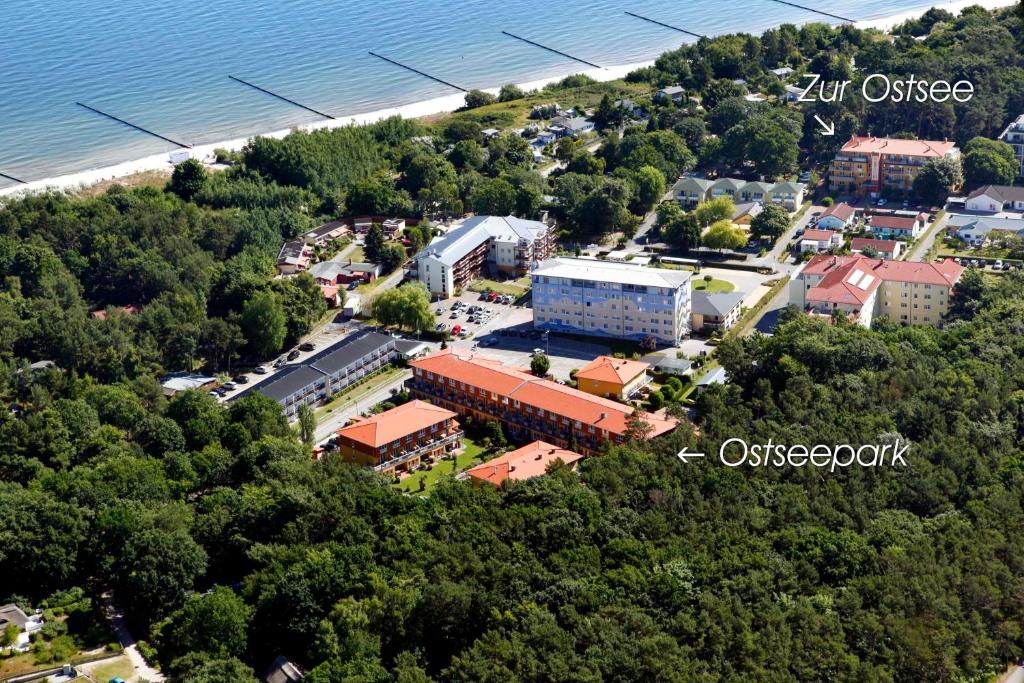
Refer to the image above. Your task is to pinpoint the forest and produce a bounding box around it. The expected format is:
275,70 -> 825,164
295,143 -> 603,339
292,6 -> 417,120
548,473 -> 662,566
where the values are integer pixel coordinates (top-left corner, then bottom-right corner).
1,4 -> 1024,682
1,250 -> 1022,682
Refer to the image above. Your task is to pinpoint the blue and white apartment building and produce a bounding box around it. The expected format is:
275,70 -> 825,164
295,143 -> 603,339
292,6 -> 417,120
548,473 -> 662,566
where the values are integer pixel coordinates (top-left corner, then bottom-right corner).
530,258 -> 692,344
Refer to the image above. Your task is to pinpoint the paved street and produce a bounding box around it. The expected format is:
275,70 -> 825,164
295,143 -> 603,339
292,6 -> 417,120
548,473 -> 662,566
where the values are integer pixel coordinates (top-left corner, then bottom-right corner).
314,369 -> 412,443
904,211 -> 949,262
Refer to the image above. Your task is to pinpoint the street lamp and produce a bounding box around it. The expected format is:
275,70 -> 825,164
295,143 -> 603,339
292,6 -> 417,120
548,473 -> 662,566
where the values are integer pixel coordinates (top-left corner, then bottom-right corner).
543,331 -> 549,355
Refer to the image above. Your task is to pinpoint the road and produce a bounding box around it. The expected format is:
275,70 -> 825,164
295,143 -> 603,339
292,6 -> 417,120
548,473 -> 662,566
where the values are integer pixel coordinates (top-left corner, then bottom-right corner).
999,666 -> 1024,683
102,592 -> 164,682
904,211 -> 949,262
313,368 -> 412,444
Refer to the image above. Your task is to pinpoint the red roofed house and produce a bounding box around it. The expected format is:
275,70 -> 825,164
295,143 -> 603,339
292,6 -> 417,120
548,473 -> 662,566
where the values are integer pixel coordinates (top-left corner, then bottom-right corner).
334,400 -> 461,476
830,136 -> 960,197
799,228 -> 842,253
850,237 -> 903,260
466,440 -> 585,487
816,202 -> 857,231
575,355 -> 651,400
791,254 -> 964,327
868,212 -> 927,240
407,350 -> 678,456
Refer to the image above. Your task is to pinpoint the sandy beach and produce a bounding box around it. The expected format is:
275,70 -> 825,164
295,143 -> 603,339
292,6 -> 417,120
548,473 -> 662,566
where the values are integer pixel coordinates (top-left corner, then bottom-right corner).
1,0 -> 1016,201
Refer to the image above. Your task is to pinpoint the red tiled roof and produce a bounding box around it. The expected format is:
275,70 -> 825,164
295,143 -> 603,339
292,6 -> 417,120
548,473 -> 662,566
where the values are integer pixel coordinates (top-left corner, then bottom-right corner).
820,202 -> 855,221
803,229 -> 836,241
806,260 -> 882,306
840,136 -> 957,158
850,238 -> 899,253
466,440 -> 585,486
802,254 -> 964,288
336,400 -> 457,447
871,214 -> 924,230
410,350 -> 677,438
575,356 -> 649,386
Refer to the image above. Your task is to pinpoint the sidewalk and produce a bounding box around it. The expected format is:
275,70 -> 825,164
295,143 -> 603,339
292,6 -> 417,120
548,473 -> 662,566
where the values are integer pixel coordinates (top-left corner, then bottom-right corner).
101,592 -> 164,682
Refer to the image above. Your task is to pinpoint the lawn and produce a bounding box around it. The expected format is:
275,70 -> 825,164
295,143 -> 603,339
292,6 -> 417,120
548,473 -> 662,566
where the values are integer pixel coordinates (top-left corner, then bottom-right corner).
86,655 -> 134,681
314,365 -> 407,418
394,436 -> 490,495
692,277 -> 736,293
466,277 -> 531,297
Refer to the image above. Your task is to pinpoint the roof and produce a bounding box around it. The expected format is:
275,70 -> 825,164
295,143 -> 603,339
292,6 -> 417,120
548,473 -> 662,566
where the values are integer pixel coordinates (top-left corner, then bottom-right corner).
245,364 -> 325,402
304,220 -> 350,241
850,238 -> 900,253
0,604 -> 28,630
309,261 -> 347,281
712,177 -> 746,191
308,330 -> 395,375
395,339 -> 431,357
820,202 -> 855,221
161,373 -> 216,392
531,257 -> 691,290
410,350 -> 677,438
696,367 -> 728,386
967,185 -> 1024,203
802,229 -> 836,242
870,215 -> 922,230
659,85 -> 685,95
467,440 -> 585,486
575,356 -> 650,386
649,356 -> 692,373
771,67 -> 794,76
733,202 -> 763,220
336,400 -> 456,448
672,176 -> 713,193
417,215 -> 549,267
840,136 -> 958,158
692,290 -> 744,317
264,656 -> 304,683
949,215 -> 1024,236
805,259 -> 883,305
802,254 -> 964,287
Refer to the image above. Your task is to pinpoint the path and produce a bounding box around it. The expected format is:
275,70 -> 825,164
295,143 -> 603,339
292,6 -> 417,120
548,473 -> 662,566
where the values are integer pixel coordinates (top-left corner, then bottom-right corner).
904,211 -> 949,262
314,369 -> 413,443
101,592 -> 164,682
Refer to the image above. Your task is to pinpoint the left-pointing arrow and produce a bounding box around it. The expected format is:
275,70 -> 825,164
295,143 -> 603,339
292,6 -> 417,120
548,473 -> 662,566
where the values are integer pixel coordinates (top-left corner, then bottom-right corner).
677,447 -> 706,464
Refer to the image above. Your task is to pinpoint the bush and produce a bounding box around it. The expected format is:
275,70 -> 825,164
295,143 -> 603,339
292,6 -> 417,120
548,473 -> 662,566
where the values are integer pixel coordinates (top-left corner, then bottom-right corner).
821,196 -> 834,207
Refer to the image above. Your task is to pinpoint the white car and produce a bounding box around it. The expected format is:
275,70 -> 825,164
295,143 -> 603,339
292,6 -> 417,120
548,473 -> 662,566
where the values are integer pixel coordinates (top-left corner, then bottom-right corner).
876,198 -> 887,206
532,348 -> 545,356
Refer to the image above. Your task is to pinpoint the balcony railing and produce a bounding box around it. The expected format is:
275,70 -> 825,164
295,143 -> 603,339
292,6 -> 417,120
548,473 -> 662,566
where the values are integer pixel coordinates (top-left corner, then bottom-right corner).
374,430 -> 464,472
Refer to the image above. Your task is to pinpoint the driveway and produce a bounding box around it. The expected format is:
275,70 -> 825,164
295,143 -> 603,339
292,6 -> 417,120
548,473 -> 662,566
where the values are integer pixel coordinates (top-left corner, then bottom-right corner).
905,211 -> 949,262
102,592 -> 164,682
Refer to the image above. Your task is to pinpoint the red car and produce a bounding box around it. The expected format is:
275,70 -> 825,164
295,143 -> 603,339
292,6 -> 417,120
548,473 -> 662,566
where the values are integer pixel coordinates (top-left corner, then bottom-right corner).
451,325 -> 462,335
487,292 -> 499,301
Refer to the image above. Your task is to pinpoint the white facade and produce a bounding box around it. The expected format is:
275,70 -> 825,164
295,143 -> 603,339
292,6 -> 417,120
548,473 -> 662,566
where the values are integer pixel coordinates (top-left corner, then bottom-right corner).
998,114 -> 1024,179
531,258 -> 691,344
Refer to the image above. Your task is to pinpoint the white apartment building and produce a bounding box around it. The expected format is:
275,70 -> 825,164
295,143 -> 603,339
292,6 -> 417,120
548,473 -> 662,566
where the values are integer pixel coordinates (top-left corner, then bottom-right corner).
530,258 -> 692,344
998,113 -> 1024,179
414,216 -> 553,296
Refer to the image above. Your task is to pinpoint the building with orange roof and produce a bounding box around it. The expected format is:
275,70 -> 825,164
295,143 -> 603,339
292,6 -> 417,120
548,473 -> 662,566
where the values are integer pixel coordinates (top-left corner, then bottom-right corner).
790,254 -> 964,327
334,400 -> 461,476
406,350 -> 677,456
575,356 -> 650,400
466,441 -> 584,487
829,136 -> 960,197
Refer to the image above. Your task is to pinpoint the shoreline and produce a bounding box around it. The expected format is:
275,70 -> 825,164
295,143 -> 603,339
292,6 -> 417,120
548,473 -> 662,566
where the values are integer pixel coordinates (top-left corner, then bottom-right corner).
1,0 -> 1016,201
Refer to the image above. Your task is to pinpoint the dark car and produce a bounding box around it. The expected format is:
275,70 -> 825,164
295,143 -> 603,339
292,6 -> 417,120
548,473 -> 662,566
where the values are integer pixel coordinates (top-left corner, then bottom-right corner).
479,291 -> 489,300
232,375 -> 249,384
298,342 -> 315,352
347,281 -> 359,290
287,349 -> 301,361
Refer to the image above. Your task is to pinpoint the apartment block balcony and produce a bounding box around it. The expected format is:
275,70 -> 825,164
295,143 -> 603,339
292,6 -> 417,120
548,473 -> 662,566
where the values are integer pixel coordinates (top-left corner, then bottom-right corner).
374,430 -> 464,472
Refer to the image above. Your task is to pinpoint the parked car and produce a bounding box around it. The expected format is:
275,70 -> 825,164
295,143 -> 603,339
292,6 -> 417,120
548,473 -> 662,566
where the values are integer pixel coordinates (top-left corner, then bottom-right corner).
877,198 -> 887,206
452,325 -> 462,335
287,349 -> 301,361
532,348 -> 544,356
232,375 -> 249,384
487,292 -> 499,301
347,282 -> 359,290
254,366 -> 269,375
208,391 -> 220,398
214,387 -> 229,397
222,381 -> 237,391
435,307 -> 444,315
478,291 -> 489,300
994,259 -> 1004,270
273,358 -> 286,368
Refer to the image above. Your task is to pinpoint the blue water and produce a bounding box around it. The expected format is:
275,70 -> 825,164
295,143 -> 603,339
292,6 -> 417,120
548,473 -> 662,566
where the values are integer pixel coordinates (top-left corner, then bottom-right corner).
0,0 -> 938,187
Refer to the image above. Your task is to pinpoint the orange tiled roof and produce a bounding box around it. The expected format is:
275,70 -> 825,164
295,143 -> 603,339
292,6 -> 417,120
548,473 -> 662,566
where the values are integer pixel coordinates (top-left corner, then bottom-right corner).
820,202 -> 855,221
803,254 -> 964,287
840,136 -> 957,158
466,440 -> 585,486
575,356 -> 650,386
803,228 -> 836,241
336,399 -> 457,447
410,350 -> 677,438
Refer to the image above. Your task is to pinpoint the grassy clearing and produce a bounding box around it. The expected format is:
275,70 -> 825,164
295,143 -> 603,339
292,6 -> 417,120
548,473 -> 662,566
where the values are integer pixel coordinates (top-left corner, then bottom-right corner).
394,436 -> 491,495
87,655 -> 134,681
692,277 -> 736,293
466,277 -> 531,296
314,365 -> 407,419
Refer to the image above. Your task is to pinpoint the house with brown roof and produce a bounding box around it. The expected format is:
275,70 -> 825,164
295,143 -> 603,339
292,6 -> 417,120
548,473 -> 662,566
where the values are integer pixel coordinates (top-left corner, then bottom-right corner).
965,185 -> 1024,213
868,213 -> 927,240
334,400 -> 461,476
466,441 -> 585,487
407,350 -> 677,456
816,202 -> 857,231
791,254 -> 963,327
800,228 -> 842,253
850,237 -> 902,260
575,356 -> 651,400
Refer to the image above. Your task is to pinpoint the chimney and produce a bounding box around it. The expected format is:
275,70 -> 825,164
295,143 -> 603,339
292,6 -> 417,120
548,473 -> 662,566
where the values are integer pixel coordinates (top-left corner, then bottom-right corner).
536,453 -> 543,460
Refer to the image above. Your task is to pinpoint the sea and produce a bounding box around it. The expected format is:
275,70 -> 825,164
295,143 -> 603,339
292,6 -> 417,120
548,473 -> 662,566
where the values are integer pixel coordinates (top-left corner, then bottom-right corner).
0,0 -> 941,188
